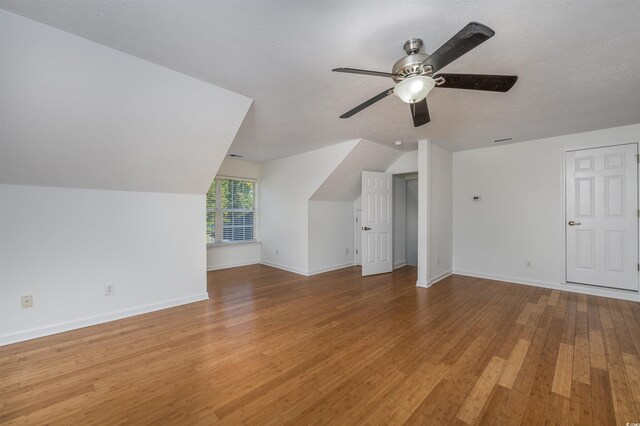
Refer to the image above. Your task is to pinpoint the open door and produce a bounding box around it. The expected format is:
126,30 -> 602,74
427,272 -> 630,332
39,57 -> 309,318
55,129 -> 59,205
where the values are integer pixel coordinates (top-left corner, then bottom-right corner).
361,171 -> 393,276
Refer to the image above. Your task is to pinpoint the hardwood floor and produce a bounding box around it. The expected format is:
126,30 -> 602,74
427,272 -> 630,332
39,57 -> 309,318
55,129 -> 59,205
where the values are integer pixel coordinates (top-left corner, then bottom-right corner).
1,265 -> 639,425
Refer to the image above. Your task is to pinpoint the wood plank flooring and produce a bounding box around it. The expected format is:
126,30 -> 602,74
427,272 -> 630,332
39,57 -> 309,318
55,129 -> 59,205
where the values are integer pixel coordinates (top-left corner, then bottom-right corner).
1,265 -> 640,424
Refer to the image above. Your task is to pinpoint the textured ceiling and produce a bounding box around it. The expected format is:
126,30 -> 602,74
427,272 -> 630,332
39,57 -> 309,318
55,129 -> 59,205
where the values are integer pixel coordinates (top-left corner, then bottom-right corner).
1,1 -> 639,162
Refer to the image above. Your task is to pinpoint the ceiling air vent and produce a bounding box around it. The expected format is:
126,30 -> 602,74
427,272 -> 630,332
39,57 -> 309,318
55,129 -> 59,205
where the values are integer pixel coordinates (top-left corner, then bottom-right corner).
492,137 -> 513,143
227,154 -> 244,158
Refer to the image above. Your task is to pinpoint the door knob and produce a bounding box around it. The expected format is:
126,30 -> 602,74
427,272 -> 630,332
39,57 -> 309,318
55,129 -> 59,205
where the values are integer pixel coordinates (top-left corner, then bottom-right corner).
568,220 -> 582,226
362,226 -> 372,231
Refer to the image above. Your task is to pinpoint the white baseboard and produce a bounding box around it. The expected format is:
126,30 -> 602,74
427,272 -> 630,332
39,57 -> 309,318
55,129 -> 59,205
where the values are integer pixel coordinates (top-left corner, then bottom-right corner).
307,262 -> 355,276
429,270 -> 453,285
416,270 -> 452,289
0,292 -> 210,347
453,269 -> 640,302
207,259 -> 259,271
259,260 -> 310,276
259,260 -> 355,277
393,261 -> 407,269
416,279 -> 430,288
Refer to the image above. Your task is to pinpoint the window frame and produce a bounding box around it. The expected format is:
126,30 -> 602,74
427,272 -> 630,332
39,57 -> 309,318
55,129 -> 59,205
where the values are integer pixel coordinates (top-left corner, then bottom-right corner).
206,175 -> 258,247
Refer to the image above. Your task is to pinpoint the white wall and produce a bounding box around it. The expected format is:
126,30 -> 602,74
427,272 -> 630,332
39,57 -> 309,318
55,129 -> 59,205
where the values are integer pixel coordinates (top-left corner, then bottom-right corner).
353,150 -> 418,211
0,10 -> 251,194
260,140 -> 358,274
0,12 -> 253,345
308,201 -> 355,274
453,123 -> 640,301
207,243 -> 261,271
393,176 -> 407,268
314,139 -> 402,272
417,140 -> 453,287
428,143 -> 453,282
387,151 -> 419,174
207,158 -> 262,271
210,141 -> 401,276
0,185 -> 208,345
417,141 -> 430,287
311,140 -> 401,202
406,178 -> 419,266
215,157 -> 261,181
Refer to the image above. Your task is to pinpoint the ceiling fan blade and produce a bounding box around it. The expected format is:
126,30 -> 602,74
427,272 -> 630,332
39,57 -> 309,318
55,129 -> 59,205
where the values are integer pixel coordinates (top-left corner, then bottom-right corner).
434,73 -> 518,92
411,99 -> 430,127
340,88 -> 394,118
421,22 -> 495,73
332,68 -> 397,78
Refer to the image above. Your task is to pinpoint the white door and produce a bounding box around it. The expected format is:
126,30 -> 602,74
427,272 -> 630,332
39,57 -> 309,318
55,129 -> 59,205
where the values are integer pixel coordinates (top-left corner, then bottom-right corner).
355,210 -> 362,266
361,171 -> 393,276
566,143 -> 639,291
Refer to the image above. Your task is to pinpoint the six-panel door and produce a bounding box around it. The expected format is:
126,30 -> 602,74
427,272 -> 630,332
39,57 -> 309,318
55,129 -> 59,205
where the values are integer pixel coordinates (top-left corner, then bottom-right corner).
566,143 -> 639,291
361,171 -> 393,276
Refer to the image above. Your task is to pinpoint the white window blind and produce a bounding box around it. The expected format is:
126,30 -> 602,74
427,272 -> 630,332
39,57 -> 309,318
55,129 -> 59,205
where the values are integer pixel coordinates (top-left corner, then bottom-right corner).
206,177 -> 255,244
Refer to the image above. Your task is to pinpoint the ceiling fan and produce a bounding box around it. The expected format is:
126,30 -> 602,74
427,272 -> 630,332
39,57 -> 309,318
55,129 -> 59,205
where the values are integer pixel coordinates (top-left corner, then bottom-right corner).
332,22 -> 518,127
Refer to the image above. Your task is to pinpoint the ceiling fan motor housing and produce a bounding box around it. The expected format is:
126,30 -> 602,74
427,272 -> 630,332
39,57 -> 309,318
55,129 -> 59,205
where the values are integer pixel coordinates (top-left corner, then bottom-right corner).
403,38 -> 423,54
393,38 -> 432,82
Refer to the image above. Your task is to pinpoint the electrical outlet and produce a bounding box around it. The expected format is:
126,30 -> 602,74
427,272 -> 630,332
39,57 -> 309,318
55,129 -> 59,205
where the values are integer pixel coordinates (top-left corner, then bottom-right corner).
275,248 -> 279,255
436,257 -> 440,265
346,248 -> 349,254
525,260 -> 533,268
21,295 -> 33,308
105,283 -> 115,296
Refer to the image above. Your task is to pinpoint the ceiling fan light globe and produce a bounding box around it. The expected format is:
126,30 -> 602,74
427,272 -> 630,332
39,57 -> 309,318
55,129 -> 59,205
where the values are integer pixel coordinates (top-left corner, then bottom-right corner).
393,76 -> 435,103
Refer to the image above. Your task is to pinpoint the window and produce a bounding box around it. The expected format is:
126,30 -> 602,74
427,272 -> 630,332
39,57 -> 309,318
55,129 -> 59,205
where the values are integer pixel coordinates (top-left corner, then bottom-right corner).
206,177 -> 256,244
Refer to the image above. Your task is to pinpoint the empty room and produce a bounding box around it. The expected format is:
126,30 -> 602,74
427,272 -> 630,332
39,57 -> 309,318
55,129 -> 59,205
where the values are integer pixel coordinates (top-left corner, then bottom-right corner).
1,1 -> 639,424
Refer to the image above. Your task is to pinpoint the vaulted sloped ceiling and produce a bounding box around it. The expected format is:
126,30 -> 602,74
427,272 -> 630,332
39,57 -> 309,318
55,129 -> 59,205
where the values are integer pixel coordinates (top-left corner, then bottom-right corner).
310,139 -> 402,202
0,10 -> 252,194
1,1 -> 638,162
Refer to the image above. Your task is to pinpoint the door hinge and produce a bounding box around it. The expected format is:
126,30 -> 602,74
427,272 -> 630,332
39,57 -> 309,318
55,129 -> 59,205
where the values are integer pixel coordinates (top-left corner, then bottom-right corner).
637,263 -> 639,271
355,217 -> 358,222
638,209 -> 640,217
636,154 -> 639,163
356,249 -> 358,254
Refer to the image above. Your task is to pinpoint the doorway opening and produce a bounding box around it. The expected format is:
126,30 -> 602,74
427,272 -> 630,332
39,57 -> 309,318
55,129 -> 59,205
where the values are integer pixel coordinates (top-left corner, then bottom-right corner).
393,173 -> 418,268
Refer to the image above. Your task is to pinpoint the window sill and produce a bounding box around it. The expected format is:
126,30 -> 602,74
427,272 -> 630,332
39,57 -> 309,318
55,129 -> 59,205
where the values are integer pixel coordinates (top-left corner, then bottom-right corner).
207,240 -> 260,249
